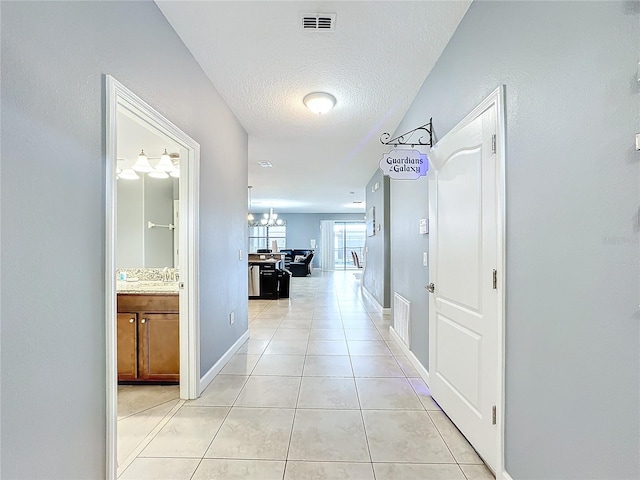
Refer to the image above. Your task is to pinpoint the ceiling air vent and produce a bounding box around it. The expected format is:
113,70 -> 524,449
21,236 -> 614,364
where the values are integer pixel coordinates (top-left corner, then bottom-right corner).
301,13 -> 336,32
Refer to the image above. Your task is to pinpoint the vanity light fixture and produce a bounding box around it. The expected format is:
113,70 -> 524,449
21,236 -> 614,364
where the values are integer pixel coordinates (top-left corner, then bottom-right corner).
118,168 -> 140,180
132,149 -> 153,172
148,168 -> 169,179
156,149 -> 175,172
303,91 -> 336,115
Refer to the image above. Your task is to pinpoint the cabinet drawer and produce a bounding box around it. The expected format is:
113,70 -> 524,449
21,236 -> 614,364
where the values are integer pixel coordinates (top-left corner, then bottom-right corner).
117,294 -> 178,313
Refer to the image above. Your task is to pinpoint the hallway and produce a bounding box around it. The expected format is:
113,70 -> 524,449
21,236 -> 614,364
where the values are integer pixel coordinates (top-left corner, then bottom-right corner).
118,271 -> 493,480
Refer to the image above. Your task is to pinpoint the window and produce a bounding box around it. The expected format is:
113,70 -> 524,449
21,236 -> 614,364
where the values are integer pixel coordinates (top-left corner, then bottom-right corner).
249,225 -> 286,252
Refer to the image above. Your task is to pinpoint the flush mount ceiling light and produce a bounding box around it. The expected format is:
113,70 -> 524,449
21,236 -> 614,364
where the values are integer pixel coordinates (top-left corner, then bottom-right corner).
303,92 -> 336,115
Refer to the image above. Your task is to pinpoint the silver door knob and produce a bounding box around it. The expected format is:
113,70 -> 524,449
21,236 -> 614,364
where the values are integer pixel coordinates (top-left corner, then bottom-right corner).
129,318 -> 135,323
140,318 -> 147,324
426,283 -> 435,293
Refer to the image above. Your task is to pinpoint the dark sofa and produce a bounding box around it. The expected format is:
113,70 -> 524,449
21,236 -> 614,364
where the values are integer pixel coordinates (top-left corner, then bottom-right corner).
280,249 -> 314,276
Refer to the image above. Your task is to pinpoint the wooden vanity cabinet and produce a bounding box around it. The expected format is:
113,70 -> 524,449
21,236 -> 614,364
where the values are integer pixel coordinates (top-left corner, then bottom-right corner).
117,294 -> 179,383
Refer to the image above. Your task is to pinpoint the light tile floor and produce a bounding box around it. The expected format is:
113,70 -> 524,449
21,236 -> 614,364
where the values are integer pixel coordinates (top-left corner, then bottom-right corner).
118,271 -> 494,480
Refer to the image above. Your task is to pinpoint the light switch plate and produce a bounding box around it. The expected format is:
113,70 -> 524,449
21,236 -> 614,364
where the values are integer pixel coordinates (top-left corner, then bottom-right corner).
239,249 -> 243,260
636,133 -> 640,151
423,252 -> 428,267
229,311 -> 235,325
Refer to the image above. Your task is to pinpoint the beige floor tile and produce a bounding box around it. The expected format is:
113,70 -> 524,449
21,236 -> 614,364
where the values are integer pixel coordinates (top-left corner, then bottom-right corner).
236,339 -> 270,355
119,457 -> 200,479
428,411 -> 483,464
362,410 -> 455,463
192,459 -> 285,480
141,406 -> 229,458
219,354 -> 260,375
311,319 -> 344,329
234,376 -> 301,408
343,328 -> 382,340
252,354 -> 305,376
407,377 -> 442,411
264,339 -> 308,355
187,375 -> 248,406
279,318 -> 313,329
297,377 -> 359,409
373,463 -> 466,480
351,356 -> 404,377
394,355 -> 421,377
250,318 -> 283,328
309,328 -> 345,341
247,328 -> 276,340
284,461 -> 375,480
347,340 -> 392,356
356,377 -> 423,410
288,409 -> 370,462
306,340 -> 349,355
303,355 -> 353,377
117,400 -> 180,465
118,385 -> 180,419
385,340 -> 406,355
272,329 -> 310,341
459,464 -> 495,480
205,407 -> 295,460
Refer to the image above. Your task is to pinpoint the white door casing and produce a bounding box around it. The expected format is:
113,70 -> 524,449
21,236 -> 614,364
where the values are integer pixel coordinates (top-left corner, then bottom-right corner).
105,75 -> 201,479
428,86 -> 505,473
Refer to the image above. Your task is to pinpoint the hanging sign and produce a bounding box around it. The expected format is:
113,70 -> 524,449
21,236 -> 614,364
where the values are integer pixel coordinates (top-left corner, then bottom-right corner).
379,149 -> 428,180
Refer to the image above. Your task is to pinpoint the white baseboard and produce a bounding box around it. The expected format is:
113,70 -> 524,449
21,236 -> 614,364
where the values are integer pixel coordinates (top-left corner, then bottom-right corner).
361,285 -> 392,314
389,325 -> 430,387
199,329 -> 250,392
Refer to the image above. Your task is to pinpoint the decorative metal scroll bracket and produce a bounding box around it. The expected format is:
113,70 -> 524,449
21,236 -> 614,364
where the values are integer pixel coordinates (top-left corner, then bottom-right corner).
380,118 -> 433,148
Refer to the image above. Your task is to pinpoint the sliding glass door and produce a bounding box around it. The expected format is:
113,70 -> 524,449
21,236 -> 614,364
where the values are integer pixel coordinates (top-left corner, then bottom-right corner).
333,222 -> 366,270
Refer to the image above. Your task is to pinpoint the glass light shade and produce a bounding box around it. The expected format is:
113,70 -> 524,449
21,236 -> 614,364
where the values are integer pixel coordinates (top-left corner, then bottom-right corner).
118,168 -> 139,180
169,167 -> 180,178
303,92 -> 336,115
157,149 -> 175,172
248,213 -> 254,221
276,218 -> 283,225
132,150 -> 152,172
148,168 -> 169,179
260,218 -> 268,225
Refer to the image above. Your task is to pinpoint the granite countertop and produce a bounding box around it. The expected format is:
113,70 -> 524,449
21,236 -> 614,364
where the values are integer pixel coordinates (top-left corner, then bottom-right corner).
116,280 -> 179,294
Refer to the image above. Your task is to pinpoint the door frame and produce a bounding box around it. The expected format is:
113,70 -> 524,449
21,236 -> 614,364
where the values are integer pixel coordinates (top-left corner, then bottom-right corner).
428,85 -> 506,477
105,75 -> 201,479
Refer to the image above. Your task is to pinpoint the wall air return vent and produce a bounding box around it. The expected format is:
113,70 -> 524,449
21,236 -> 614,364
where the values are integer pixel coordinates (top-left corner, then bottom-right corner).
301,13 -> 336,32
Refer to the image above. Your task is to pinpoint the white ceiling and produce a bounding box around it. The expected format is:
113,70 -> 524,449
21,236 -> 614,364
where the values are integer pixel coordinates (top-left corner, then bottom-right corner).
156,0 -> 471,213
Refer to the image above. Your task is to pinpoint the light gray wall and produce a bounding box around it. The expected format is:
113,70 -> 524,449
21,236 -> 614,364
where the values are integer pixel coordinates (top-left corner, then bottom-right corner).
363,171 -> 391,307
390,176 -> 429,365
278,213 -> 365,268
391,1 -> 639,478
116,176 -> 175,268
1,2 -> 248,478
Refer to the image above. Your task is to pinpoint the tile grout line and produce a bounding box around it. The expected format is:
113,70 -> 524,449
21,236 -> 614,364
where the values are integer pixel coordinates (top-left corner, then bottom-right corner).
117,398 -> 186,478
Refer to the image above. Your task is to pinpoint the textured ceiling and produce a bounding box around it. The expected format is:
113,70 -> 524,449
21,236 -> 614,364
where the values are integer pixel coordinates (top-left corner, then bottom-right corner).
156,0 -> 471,213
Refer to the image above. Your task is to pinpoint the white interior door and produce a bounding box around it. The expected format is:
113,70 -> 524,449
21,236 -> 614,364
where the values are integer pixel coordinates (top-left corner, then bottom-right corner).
428,91 -> 503,471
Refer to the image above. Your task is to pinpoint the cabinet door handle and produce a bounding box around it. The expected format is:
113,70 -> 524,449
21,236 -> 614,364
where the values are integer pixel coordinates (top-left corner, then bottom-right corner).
129,318 -> 135,323
140,318 -> 147,324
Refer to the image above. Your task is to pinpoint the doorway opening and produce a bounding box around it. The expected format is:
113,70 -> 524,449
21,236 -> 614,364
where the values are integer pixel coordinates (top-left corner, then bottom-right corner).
333,222 -> 366,270
105,76 -> 201,479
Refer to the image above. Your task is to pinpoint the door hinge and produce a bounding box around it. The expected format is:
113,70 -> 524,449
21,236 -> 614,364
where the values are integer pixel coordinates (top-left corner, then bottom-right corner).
492,269 -> 497,290
492,405 -> 497,425
491,134 -> 496,154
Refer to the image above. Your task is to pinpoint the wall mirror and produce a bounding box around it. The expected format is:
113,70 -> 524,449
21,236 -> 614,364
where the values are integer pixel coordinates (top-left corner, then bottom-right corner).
116,108 -> 182,268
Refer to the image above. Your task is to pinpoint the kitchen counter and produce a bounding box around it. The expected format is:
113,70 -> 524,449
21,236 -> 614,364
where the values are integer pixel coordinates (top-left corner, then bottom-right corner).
116,280 -> 179,294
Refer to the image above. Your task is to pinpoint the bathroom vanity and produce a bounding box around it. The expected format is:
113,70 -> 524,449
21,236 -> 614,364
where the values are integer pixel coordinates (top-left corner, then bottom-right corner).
117,281 -> 179,383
